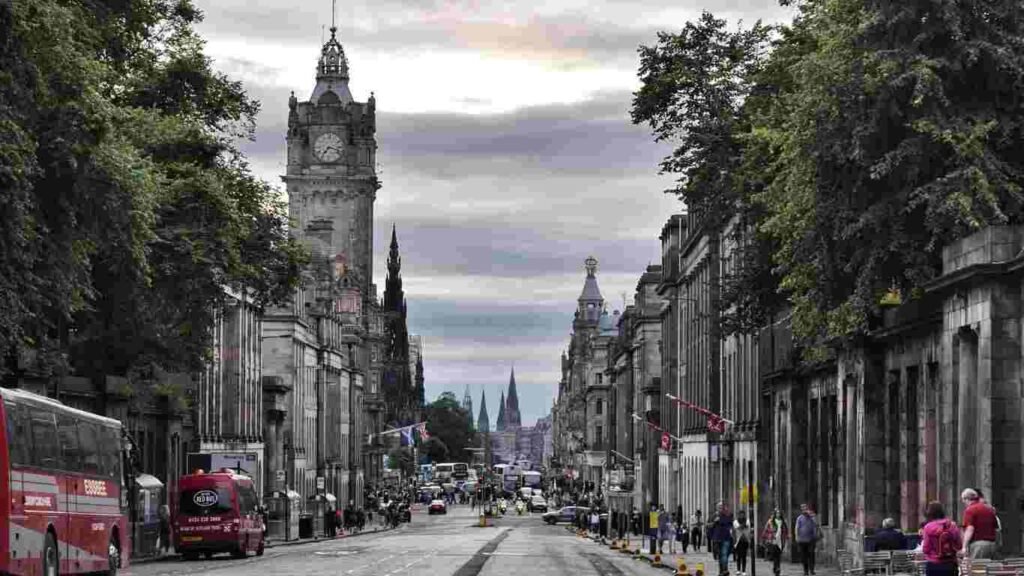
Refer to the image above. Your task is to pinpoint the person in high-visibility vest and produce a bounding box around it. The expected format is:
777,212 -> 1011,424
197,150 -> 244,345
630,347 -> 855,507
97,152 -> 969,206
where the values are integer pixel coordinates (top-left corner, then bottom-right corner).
649,504 -> 660,552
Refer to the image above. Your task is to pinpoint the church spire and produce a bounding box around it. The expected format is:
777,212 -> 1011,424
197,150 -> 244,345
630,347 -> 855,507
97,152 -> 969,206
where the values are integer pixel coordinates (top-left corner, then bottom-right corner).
462,384 -> 474,429
477,389 -> 490,432
383,225 -> 404,312
496,390 -> 507,431
506,366 -> 521,429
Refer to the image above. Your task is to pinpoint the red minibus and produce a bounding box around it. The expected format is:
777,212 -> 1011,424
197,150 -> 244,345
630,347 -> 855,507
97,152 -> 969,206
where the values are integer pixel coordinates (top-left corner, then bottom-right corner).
174,469 -> 264,559
0,387 -> 130,576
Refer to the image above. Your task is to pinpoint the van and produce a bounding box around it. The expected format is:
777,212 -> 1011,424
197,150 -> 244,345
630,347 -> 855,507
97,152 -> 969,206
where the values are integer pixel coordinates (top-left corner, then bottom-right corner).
174,469 -> 265,559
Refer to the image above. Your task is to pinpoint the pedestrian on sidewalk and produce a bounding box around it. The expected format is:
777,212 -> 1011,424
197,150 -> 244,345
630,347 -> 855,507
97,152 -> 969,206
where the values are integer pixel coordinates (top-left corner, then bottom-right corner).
960,488 -> 999,559
691,510 -> 704,550
648,504 -> 660,553
795,504 -> 820,576
761,508 -> 789,576
922,501 -> 962,576
710,501 -> 735,576
658,505 -> 672,554
633,507 -> 642,537
677,512 -> 689,554
734,510 -> 752,576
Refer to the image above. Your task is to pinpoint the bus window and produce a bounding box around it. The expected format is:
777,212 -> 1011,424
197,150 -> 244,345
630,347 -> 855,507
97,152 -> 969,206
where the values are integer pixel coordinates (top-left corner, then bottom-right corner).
57,413 -> 82,473
78,421 -> 102,476
29,408 -> 60,469
4,401 -> 31,467
98,426 -> 121,479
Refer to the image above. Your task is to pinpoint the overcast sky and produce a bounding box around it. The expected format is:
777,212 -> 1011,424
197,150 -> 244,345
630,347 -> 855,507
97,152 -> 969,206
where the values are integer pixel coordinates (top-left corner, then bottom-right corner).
194,0 -> 793,427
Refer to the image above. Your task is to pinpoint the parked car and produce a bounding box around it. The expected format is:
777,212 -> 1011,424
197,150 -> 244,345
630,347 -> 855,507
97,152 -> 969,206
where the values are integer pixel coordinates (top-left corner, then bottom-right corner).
175,469 -> 265,560
542,505 -> 588,525
529,496 -> 548,513
428,499 -> 447,515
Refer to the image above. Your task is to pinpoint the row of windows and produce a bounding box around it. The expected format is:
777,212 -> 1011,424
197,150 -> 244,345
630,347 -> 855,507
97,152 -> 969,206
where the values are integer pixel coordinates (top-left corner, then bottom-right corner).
4,401 -> 121,478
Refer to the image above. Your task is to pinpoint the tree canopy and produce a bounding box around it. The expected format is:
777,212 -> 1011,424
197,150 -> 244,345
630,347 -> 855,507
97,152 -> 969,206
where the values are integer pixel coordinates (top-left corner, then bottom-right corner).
633,0 -> 1024,354
0,0 -> 306,381
424,392 -> 476,464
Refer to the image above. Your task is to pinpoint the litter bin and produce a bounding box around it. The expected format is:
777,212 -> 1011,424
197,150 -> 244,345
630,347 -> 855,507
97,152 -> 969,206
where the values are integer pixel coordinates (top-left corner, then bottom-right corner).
299,514 -> 314,539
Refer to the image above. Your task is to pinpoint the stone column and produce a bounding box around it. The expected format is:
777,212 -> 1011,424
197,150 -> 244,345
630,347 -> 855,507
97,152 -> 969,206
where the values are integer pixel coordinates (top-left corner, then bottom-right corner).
956,326 -> 978,495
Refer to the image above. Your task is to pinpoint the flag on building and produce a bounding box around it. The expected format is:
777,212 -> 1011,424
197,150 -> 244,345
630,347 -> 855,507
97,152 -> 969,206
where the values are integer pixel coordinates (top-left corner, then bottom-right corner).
418,422 -> 430,441
400,426 -> 414,446
707,414 -> 726,433
660,431 -> 672,451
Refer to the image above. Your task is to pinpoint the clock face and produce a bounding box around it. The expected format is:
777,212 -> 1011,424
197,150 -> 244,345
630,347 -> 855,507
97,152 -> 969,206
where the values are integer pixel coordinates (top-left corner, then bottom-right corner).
314,132 -> 343,162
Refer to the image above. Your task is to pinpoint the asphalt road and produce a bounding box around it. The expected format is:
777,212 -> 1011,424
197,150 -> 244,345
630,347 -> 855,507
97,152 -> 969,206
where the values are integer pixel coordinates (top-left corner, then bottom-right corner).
124,505 -> 667,576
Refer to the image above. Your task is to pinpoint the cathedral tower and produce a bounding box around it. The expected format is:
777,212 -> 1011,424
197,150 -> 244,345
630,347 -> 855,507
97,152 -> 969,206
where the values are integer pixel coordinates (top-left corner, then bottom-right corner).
506,367 -> 521,429
478,389 -> 490,433
496,390 -> 507,432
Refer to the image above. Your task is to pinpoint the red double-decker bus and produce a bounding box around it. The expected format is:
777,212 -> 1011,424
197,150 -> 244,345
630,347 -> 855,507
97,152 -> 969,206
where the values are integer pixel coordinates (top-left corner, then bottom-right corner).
0,388 -> 130,575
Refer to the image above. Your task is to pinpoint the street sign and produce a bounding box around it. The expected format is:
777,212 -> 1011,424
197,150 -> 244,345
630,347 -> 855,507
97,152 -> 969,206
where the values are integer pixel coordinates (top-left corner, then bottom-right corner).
316,476 -> 325,491
275,469 -> 286,483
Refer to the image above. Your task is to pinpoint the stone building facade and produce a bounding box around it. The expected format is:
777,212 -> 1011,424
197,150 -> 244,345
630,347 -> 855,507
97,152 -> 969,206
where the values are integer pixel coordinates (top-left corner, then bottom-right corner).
192,286 -> 267,495
261,23 -> 385,507
755,225 -> 1024,564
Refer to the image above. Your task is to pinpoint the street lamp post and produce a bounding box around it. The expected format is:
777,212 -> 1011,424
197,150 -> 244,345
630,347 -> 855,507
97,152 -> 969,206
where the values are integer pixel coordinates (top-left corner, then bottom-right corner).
643,377 -> 661,554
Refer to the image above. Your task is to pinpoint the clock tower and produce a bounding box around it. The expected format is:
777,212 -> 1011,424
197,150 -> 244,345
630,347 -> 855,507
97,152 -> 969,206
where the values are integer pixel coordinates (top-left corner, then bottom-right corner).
284,23 -> 378,296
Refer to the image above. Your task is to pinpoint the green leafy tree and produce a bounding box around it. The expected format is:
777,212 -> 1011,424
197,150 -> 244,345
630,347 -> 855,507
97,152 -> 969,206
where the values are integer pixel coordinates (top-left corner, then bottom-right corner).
424,391 -> 476,463
752,0 -> 1024,346
631,12 -> 778,335
634,0 -> 1024,351
0,0 -> 306,381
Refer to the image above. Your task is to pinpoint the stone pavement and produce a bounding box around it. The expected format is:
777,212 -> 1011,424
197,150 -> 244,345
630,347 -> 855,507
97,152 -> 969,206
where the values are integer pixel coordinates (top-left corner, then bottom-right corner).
572,528 -> 842,576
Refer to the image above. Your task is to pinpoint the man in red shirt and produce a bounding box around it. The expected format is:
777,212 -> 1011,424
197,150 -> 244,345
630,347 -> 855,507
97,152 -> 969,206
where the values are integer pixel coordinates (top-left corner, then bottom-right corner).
960,488 -> 998,559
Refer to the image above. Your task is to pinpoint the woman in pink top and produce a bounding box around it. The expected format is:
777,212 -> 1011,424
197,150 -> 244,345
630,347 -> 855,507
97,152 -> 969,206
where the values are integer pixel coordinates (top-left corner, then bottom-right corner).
921,501 -> 963,576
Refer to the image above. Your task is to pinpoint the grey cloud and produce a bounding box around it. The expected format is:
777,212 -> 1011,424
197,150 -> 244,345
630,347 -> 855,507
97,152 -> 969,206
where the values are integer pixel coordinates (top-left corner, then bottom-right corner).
236,89 -> 673,179
374,225 -> 663,280
195,0 -> 791,70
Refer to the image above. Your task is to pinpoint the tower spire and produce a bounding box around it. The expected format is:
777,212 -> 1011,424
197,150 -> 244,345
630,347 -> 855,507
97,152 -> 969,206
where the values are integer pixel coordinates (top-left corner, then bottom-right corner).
477,389 -> 490,432
506,366 -> 521,429
496,390 -> 507,432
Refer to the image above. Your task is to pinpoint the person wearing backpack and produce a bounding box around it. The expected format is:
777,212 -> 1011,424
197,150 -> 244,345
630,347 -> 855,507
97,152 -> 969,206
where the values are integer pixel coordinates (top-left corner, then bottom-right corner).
922,501 -> 963,576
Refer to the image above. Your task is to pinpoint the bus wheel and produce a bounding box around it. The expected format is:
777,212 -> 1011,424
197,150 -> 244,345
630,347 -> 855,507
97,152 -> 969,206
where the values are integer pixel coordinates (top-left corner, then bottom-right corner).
43,532 -> 58,576
107,536 -> 120,575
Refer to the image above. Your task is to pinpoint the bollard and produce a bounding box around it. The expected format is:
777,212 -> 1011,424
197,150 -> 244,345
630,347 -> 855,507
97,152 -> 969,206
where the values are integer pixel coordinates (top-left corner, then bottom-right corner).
695,562 -> 705,576
610,540 -> 619,550
676,559 -> 689,576
479,513 -> 486,527
653,554 -> 662,567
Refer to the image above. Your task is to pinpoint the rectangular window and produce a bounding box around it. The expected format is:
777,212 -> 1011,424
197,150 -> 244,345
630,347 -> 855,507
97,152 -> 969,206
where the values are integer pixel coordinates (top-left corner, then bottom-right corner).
596,374 -> 603,385
78,421 -> 102,476
98,426 -> 121,479
57,414 -> 82,472
4,401 -> 30,467
596,400 -> 603,415
29,408 -> 60,470
596,425 -> 603,446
